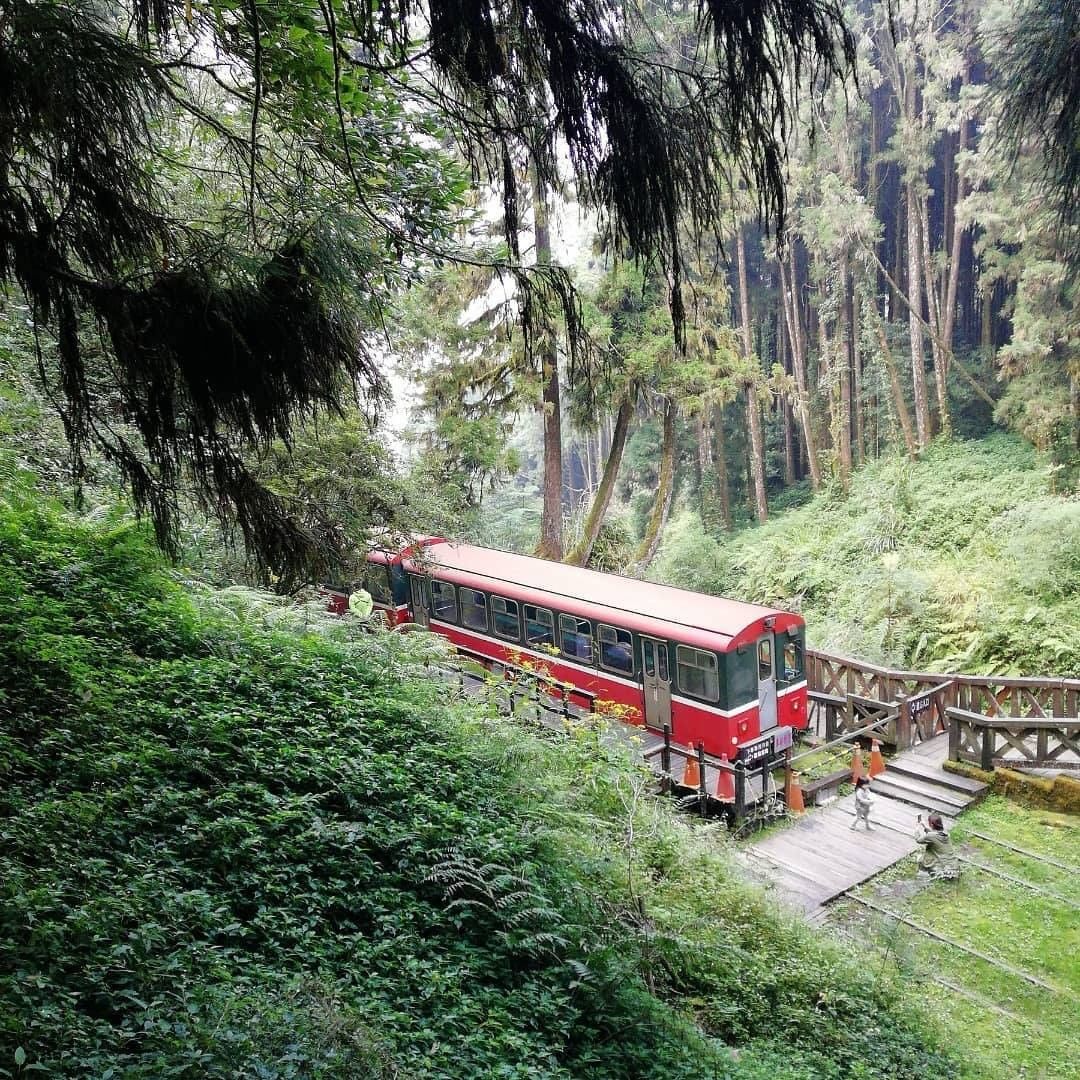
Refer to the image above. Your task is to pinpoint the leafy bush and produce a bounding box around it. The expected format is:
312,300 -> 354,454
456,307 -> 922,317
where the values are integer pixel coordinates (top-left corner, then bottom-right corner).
1,502 -> 959,1078
654,435 -> 1080,676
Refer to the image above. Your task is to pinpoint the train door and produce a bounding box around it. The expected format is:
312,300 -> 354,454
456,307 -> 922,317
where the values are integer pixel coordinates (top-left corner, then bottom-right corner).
409,575 -> 430,628
757,635 -> 778,731
640,636 -> 672,731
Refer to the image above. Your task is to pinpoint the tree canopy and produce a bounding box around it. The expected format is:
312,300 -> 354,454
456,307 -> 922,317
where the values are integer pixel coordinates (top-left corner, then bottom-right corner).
0,0 -> 854,583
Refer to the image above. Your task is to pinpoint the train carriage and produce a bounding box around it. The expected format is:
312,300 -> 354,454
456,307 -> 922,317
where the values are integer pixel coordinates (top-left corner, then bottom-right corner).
371,538 -> 807,760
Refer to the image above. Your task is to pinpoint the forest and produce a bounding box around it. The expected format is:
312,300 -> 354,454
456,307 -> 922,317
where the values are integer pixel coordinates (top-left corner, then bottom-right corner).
1,1 -> 1078,1077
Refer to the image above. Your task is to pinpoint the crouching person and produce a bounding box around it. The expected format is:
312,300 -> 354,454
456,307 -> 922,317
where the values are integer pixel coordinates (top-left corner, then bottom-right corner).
915,813 -> 959,879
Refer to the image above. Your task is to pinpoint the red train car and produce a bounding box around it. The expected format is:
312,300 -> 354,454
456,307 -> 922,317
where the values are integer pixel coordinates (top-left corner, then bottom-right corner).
375,539 -> 807,761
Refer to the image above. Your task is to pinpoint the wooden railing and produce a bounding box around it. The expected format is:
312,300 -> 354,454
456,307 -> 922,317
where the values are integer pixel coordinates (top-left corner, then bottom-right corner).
806,649 -> 1080,730
947,707 -> 1080,771
952,677 -> 1080,720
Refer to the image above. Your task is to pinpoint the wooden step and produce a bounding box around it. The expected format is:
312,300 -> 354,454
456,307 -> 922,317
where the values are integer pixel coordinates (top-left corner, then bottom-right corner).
884,758 -> 988,797
869,774 -> 970,815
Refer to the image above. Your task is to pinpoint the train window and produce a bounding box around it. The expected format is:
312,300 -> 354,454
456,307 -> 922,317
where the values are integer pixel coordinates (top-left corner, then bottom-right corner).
677,646 -> 719,702
430,580 -> 458,623
598,625 -> 634,676
523,605 -> 554,648
362,564 -> 393,605
460,588 -> 488,632
559,615 -> 593,664
491,597 -> 520,641
783,639 -> 803,681
758,639 -> 773,680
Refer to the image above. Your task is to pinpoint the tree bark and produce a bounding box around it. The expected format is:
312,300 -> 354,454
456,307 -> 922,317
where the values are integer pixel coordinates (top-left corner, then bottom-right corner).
713,403 -> 733,531
852,283 -> 864,465
837,266 -> 853,486
533,179 -> 564,559
779,250 -> 821,488
873,310 -> 918,458
635,397 -> 677,571
566,397 -> 633,566
920,191 -> 950,435
738,228 -> 768,520
906,178 -> 931,447
941,57 -> 971,371
778,308 -> 797,484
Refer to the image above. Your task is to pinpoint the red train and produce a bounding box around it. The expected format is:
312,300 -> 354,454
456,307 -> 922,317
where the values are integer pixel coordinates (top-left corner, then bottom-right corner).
327,537 -> 808,761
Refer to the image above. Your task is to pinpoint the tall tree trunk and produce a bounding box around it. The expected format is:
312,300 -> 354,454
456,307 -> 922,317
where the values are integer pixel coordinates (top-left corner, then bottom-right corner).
713,403 -> 733,531
837,266 -> 853,486
873,310 -> 918,458
779,250 -> 821,488
635,398 -> 677,571
533,179 -> 564,560
852,284 -> 865,465
941,58 -> 971,372
737,228 -> 768,520
778,308 -> 797,484
980,287 -> 992,356
566,397 -> 633,566
906,179 -> 930,447
920,193 -> 950,435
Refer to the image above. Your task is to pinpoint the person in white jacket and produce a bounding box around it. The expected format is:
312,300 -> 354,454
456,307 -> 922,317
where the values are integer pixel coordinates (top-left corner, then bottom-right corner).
850,776 -> 874,830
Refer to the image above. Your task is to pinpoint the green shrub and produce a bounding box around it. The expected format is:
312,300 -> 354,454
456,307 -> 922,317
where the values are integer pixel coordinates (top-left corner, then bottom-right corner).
0,502 -> 960,1078
653,435 -> 1080,676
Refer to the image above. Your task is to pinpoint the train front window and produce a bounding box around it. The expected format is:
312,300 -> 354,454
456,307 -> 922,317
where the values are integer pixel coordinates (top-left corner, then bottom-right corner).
460,588 -> 488,632
783,639 -> 803,681
559,615 -> 593,664
599,625 -> 633,676
523,605 -> 554,648
677,646 -> 719,702
430,580 -> 458,623
492,597 -> 520,641
758,639 -> 773,680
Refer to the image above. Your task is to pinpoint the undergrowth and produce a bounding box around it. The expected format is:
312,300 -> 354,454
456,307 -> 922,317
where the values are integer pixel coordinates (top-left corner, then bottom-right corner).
0,499 -> 964,1078
654,434 -> 1080,676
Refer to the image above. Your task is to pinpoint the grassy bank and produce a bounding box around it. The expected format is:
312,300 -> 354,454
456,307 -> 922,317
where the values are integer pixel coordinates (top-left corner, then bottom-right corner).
654,435 -> 1080,677
0,500 -> 968,1078
828,797 -> 1080,1080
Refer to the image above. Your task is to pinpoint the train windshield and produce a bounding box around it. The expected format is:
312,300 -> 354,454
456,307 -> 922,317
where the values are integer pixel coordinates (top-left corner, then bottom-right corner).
783,637 -> 804,681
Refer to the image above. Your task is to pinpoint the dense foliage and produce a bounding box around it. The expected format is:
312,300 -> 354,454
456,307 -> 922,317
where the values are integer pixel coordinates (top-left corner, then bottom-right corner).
654,435 -> 1080,676
0,500 -> 961,1078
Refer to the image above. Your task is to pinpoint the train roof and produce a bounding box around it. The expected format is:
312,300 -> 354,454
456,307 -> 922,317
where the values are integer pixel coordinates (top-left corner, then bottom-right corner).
404,541 -> 803,651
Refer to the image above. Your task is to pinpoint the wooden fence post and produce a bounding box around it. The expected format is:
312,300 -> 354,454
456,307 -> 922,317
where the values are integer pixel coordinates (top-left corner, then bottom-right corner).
697,743 -> 708,817
734,760 -> 746,831
980,724 -> 995,772
826,701 -> 838,742
661,723 -> 672,779
948,709 -> 960,762
895,693 -> 912,750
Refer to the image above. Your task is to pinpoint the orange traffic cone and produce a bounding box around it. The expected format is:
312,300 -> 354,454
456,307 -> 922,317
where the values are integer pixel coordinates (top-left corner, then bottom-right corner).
682,752 -> 701,789
786,771 -> 805,814
851,745 -> 864,783
869,739 -> 886,778
714,753 -> 735,802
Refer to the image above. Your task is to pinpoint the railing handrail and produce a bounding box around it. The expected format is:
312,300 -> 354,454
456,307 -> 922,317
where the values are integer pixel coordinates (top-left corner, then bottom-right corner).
789,711 -> 895,764
808,647 -> 1077,692
946,707 -> 1080,731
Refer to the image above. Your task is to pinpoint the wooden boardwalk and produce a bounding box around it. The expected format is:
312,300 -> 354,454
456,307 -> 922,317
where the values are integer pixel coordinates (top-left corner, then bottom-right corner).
740,734 -> 988,916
